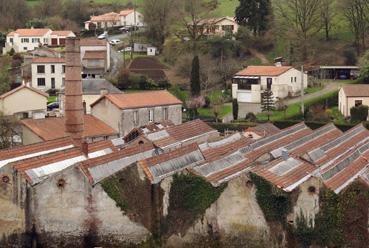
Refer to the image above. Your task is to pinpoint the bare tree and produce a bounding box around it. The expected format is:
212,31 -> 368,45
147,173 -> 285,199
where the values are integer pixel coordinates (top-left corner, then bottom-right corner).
341,0 -> 369,54
143,0 -> 178,48
39,0 -> 62,18
275,0 -> 322,60
0,0 -> 29,30
321,0 -> 336,41
0,113 -> 18,149
176,0 -> 218,51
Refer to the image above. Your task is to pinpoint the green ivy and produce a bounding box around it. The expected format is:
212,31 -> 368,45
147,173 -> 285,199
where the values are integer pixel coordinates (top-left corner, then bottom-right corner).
101,176 -> 128,211
169,174 -> 227,215
250,173 -> 291,224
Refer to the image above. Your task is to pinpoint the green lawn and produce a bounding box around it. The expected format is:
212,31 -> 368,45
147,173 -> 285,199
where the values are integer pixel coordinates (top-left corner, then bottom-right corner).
304,86 -> 323,94
198,104 -> 232,118
257,90 -> 339,121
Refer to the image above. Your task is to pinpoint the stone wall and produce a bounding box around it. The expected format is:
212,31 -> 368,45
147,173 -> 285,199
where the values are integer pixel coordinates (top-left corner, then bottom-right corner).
30,165 -> 150,247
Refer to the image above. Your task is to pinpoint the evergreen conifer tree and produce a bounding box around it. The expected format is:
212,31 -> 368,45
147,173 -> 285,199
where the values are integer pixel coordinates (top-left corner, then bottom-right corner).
261,89 -> 275,121
190,55 -> 201,96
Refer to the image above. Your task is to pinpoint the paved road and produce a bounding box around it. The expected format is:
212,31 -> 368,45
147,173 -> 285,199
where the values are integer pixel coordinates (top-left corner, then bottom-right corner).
286,82 -> 342,105
105,33 -> 129,76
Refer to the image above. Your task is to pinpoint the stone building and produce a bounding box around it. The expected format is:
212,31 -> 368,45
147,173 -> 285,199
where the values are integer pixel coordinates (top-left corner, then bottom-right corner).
91,90 -> 183,136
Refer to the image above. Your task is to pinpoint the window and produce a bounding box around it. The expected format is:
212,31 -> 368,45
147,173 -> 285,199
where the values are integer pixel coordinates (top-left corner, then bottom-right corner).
291,77 -> 293,83
23,47 -> 27,51
267,78 -> 272,89
51,78 -> 55,89
21,38 -> 29,43
355,100 -> 363,107
62,65 -> 66,74
51,65 -> 55,74
32,38 -> 40,43
62,78 -> 65,87
149,109 -> 154,122
9,38 -> 13,43
43,38 -> 48,44
37,65 -> 45,74
294,77 -> 297,82
37,78 -> 46,86
133,111 -> 138,125
163,107 -> 168,120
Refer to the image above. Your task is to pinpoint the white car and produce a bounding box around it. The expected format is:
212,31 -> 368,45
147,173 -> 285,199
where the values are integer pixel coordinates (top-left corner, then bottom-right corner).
97,31 -> 108,40
109,39 -> 121,45
119,47 -> 132,53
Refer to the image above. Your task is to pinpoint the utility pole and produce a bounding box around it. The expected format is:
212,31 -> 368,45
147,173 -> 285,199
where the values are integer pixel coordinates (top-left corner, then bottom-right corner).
300,65 -> 305,118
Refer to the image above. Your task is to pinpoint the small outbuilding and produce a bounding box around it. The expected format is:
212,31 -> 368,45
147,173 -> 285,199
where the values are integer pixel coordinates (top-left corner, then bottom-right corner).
339,84 -> 369,118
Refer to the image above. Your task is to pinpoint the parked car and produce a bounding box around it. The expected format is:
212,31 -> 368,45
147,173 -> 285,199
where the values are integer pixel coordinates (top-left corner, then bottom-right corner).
118,47 -> 132,53
109,39 -> 121,45
119,27 -> 129,33
97,31 -> 108,39
47,102 -> 59,111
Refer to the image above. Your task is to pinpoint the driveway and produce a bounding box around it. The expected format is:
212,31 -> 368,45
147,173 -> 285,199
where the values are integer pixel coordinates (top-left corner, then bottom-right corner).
286,82 -> 342,105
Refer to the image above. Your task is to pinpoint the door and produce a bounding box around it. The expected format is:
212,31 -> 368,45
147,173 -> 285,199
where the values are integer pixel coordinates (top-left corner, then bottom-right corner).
51,38 -> 58,46
59,38 -> 66,46
267,78 -> 272,90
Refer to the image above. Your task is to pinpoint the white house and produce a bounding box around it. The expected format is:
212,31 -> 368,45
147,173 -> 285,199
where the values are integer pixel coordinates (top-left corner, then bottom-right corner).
31,57 -> 65,91
339,84 -> 369,118
80,38 -> 111,78
0,84 -> 48,119
232,65 -> 308,103
84,9 -> 144,30
199,16 -> 239,37
3,28 -> 75,54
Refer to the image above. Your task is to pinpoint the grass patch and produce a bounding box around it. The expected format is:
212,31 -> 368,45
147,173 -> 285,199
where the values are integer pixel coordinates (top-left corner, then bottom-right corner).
198,104 -> 231,118
257,90 -> 339,121
304,86 -> 323,94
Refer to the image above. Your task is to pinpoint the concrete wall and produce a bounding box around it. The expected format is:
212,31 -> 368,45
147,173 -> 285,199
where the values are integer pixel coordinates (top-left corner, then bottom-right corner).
0,164 -> 26,243
31,165 -> 150,247
91,98 -> 122,133
0,88 -> 47,116
31,62 -> 65,91
166,175 -> 272,247
22,125 -> 43,145
288,177 -> 322,228
120,11 -> 145,27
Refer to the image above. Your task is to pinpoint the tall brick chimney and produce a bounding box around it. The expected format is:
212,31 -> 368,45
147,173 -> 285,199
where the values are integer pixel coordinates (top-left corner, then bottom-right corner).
65,38 -> 84,148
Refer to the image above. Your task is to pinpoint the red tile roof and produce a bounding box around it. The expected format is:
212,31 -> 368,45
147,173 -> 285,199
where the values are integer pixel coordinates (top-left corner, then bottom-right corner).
90,12 -> 120,22
80,38 -> 107,46
236,66 -> 293,77
32,57 -> 65,64
120,9 -> 135,16
91,90 -> 182,109
138,143 -> 201,182
341,84 -> 369,97
0,84 -> 48,99
80,142 -> 155,183
21,115 -> 118,141
83,51 -> 106,60
0,137 -> 73,161
10,28 -> 51,37
206,124 -> 312,185
51,30 -> 74,36
252,158 -> 316,191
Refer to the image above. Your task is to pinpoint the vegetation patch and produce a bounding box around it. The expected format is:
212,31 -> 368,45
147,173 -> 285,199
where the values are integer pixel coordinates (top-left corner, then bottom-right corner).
250,173 -> 291,224
101,176 -> 128,211
162,174 -> 226,237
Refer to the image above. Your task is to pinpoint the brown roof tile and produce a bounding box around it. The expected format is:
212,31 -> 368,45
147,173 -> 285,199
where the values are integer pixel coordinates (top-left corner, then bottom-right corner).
0,84 -> 48,99
32,57 -> 65,64
0,137 -> 73,161
80,38 -> 107,46
83,51 -> 106,60
341,84 -> 369,97
119,9 -> 134,16
21,115 -> 118,141
91,90 -> 182,109
236,66 -> 293,77
12,28 -> 51,37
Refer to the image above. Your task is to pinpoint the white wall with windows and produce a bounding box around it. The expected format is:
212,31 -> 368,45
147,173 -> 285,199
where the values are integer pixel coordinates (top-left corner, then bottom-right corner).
31,62 -> 65,91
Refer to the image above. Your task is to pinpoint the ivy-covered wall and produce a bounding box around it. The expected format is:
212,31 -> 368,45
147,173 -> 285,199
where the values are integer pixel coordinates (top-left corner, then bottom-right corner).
162,173 -> 227,237
100,165 -> 155,232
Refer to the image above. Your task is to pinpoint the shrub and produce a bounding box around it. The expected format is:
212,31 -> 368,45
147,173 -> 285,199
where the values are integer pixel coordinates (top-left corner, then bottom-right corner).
350,105 -> 368,123
245,112 -> 257,122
